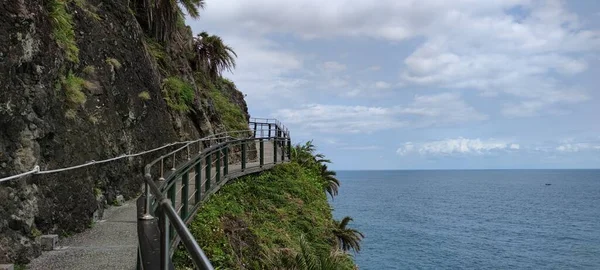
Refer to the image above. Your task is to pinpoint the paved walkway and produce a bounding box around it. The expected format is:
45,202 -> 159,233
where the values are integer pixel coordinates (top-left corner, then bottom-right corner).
27,140 -> 285,269
27,200 -> 138,270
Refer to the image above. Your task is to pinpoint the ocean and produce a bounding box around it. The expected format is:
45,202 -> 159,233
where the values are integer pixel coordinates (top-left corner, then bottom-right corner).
330,170 -> 600,269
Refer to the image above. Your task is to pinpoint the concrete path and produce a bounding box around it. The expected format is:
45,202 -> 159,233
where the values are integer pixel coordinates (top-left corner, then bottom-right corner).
27,201 -> 138,270
26,140 -> 286,270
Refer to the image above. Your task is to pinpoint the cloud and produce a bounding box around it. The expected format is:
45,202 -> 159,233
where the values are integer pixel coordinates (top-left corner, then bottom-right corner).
556,143 -> 600,152
398,93 -> 488,126
397,138 -> 520,156
374,81 -> 391,89
275,104 -> 407,133
275,93 -> 486,133
321,61 -> 347,72
191,0 -> 599,114
340,145 -> 381,151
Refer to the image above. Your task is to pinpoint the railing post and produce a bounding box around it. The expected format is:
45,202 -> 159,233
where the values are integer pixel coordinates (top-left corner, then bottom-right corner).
141,181 -> 153,219
253,122 -> 257,138
242,142 -> 247,171
223,146 -> 228,176
195,162 -> 201,204
281,138 -> 285,162
181,173 -> 189,219
259,139 -> 264,167
216,149 -> 221,183
205,154 -> 211,192
287,138 -> 292,160
274,139 -> 278,163
159,207 -> 170,270
268,124 -> 272,137
168,184 -> 176,237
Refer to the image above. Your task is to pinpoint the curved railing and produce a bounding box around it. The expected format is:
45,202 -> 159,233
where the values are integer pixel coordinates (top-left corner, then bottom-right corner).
136,119 -> 291,270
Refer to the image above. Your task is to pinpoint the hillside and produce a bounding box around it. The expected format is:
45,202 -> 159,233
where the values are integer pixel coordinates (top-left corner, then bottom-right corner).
0,0 -> 246,263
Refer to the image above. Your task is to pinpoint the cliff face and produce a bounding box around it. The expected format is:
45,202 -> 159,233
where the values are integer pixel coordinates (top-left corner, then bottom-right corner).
0,0 -> 248,263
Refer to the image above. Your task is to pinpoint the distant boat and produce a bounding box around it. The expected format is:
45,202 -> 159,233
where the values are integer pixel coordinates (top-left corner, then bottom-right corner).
545,183 -> 552,186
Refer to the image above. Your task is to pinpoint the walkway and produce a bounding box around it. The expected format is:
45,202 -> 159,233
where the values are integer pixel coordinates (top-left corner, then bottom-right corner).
26,138 -> 285,270
27,200 -> 138,270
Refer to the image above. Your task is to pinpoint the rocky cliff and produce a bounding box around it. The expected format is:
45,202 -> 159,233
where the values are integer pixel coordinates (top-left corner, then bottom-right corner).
0,0 -> 249,263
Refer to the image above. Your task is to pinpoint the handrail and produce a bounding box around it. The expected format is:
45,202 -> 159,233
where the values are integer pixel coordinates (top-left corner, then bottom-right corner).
137,118 -> 292,270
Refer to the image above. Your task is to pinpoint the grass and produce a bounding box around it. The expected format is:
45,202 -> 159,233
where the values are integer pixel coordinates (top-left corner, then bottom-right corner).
209,88 -> 248,132
49,0 -> 79,63
173,163 -> 355,269
65,109 -> 77,119
138,91 -> 151,101
105,57 -> 122,69
73,0 -> 101,21
162,77 -> 195,112
62,71 -> 87,105
82,65 -> 95,75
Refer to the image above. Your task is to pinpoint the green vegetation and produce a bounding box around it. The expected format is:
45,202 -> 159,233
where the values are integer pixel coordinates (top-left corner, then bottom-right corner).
49,0 -> 79,63
145,38 -> 167,62
65,109 -> 77,119
137,0 -> 205,42
208,88 -> 247,131
61,71 -> 87,106
82,65 -> 96,75
173,143 -> 361,269
191,31 -> 237,79
31,227 -> 42,238
88,115 -> 99,124
105,57 -> 122,69
162,77 -> 195,112
138,91 -> 151,101
73,0 -> 101,20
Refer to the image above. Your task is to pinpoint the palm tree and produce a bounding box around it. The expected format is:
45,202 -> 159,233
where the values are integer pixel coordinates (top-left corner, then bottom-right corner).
320,165 -> 340,198
333,217 -> 364,253
261,235 -> 346,269
291,141 -> 318,166
133,0 -> 205,42
192,32 -> 237,79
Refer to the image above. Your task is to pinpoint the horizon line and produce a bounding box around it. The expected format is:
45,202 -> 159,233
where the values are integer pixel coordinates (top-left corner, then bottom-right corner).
334,168 -> 600,171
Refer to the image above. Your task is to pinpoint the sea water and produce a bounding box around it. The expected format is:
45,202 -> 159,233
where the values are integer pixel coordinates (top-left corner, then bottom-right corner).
330,170 -> 600,269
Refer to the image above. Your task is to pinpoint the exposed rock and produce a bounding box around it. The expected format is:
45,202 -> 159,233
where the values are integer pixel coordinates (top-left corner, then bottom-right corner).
0,0 -> 250,264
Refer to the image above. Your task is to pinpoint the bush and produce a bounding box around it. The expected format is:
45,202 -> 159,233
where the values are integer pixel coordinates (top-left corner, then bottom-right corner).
162,77 -> 195,112
173,163 -> 355,269
209,88 -> 247,132
62,71 -> 86,105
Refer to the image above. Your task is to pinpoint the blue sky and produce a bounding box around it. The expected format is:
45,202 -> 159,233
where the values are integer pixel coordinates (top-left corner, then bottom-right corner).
188,0 -> 600,170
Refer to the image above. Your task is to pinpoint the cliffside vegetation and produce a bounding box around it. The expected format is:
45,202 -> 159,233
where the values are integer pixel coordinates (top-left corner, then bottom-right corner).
174,142 -> 363,269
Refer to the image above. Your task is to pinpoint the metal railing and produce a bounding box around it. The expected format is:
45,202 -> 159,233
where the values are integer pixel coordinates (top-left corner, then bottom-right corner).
137,119 -> 292,270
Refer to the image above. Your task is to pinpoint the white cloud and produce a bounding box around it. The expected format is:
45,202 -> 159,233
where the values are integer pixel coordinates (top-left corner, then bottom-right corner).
556,143 -> 600,152
397,138 -> 520,156
398,93 -> 488,126
275,104 -> 407,134
275,93 -> 486,133
191,0 -> 599,115
374,81 -> 391,89
321,61 -> 347,72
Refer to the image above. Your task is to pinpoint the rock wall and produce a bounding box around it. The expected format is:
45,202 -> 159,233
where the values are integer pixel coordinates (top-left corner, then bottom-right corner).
0,0 -> 249,263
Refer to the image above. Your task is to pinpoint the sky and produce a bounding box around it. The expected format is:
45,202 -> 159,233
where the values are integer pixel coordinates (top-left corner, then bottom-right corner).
187,0 -> 600,170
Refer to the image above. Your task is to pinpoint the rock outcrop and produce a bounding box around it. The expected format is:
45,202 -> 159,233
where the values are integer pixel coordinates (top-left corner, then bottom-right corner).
0,0 -> 248,263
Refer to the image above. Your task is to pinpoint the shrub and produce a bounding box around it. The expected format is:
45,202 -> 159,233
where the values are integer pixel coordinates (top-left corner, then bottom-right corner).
162,77 -> 195,112
62,71 -> 86,105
